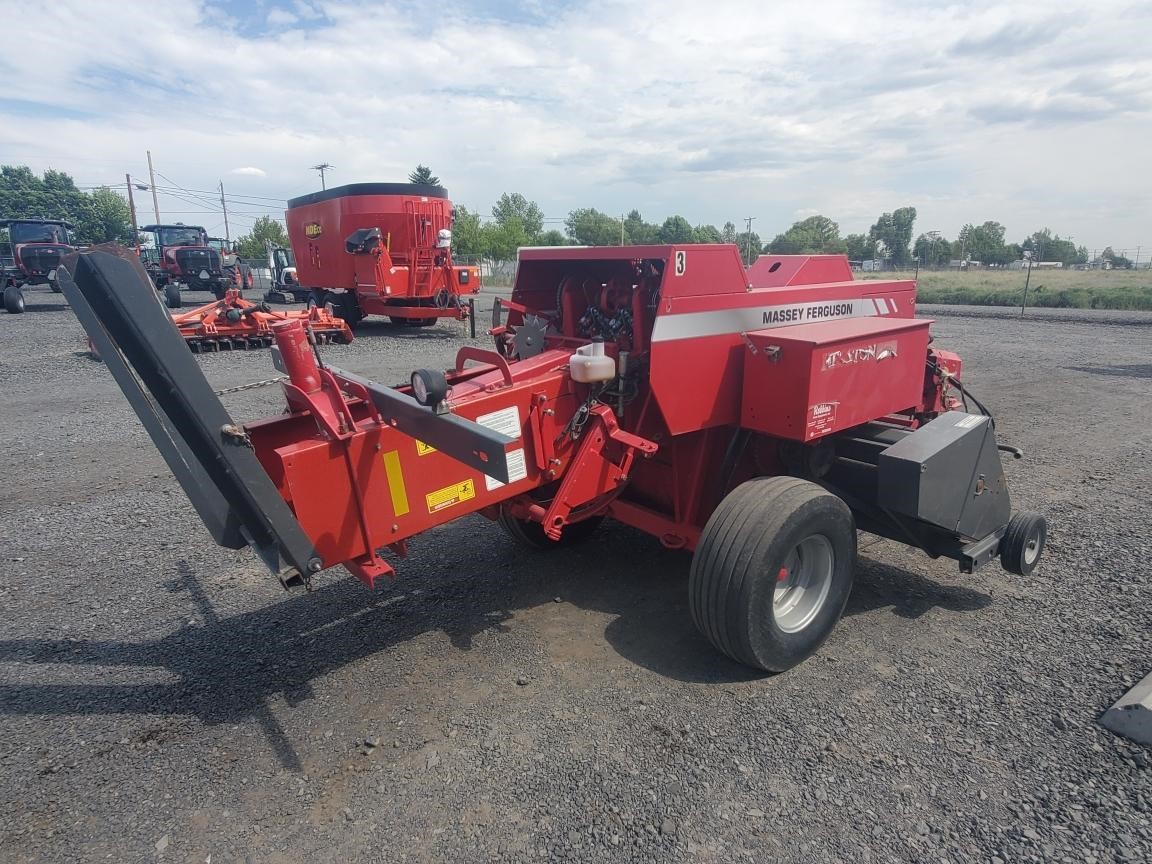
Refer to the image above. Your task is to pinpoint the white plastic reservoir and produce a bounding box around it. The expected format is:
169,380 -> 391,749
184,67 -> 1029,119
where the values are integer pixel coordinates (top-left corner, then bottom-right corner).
570,340 -> 616,383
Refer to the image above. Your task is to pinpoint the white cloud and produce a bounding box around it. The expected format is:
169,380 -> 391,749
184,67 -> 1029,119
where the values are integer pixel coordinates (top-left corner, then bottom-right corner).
266,8 -> 297,26
292,0 -> 323,19
1,0 -> 1149,249
230,166 -> 267,177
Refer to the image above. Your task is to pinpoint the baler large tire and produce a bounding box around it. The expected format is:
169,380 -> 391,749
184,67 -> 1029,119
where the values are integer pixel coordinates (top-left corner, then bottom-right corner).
497,507 -> 604,550
3,285 -> 25,314
163,283 -> 183,309
999,511 -> 1047,576
689,476 -> 856,672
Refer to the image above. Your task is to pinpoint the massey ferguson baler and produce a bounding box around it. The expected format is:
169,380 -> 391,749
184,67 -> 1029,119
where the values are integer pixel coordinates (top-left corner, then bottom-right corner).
60,244 -> 1045,672
284,182 -> 480,327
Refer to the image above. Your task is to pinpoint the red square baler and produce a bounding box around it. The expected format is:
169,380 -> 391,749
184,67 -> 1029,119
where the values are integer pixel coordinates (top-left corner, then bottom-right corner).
60,244 -> 1046,673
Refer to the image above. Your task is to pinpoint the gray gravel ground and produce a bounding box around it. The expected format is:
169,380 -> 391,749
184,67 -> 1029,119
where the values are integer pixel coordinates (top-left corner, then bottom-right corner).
1,285 -> 1150,863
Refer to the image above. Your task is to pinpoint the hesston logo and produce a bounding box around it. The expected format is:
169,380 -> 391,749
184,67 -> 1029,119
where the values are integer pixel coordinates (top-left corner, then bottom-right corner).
822,340 -> 898,371
304,222 -> 323,239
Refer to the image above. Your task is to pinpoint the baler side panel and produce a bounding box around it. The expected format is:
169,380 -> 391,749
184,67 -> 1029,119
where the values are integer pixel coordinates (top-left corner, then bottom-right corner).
746,254 -> 854,288
649,279 -> 918,435
741,317 -> 933,442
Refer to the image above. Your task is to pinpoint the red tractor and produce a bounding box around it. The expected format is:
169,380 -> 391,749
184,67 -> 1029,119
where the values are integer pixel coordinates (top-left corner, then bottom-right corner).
140,223 -> 232,307
61,245 -> 1046,673
0,218 -> 76,313
207,237 -> 254,292
284,182 -> 480,328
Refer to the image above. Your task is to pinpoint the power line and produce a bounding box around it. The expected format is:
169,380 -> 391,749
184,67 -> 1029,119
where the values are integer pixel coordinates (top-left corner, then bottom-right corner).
128,179 -> 289,203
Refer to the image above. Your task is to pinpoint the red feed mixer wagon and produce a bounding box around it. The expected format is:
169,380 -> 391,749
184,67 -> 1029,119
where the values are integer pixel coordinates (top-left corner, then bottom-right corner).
60,244 -> 1046,672
284,182 -> 480,328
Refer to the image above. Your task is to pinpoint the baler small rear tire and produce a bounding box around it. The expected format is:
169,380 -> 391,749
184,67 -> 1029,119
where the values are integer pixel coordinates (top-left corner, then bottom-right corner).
497,508 -> 604,550
164,283 -> 183,309
3,285 -> 25,314
999,511 -> 1047,576
50,282 -> 62,294
689,476 -> 856,672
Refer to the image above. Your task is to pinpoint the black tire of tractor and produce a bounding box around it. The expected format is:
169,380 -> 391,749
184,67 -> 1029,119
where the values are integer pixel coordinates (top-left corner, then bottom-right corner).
335,295 -> 364,329
50,282 -> 62,294
163,283 -> 183,309
211,284 -> 227,301
3,285 -> 25,314
497,508 -> 605,550
999,511 -> 1047,576
689,476 -> 857,673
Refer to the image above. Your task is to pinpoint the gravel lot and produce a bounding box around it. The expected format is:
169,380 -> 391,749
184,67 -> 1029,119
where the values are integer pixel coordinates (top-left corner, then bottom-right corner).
1,285 -> 1150,864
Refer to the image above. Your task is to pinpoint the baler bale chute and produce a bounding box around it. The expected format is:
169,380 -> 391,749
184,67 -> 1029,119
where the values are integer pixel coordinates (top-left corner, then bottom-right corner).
170,288 -> 353,352
283,182 -> 481,328
60,244 -> 1046,672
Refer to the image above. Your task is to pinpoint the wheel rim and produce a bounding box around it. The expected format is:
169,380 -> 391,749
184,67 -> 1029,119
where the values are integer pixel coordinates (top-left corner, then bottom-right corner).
773,534 -> 834,633
1024,535 -> 1041,565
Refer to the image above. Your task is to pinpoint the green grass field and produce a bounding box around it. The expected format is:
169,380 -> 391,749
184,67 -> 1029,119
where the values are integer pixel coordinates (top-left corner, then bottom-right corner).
863,268 -> 1152,310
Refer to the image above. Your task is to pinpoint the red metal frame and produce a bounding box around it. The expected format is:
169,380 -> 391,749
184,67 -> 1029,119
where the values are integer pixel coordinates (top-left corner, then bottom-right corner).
171,289 -> 353,350
229,247 -> 958,587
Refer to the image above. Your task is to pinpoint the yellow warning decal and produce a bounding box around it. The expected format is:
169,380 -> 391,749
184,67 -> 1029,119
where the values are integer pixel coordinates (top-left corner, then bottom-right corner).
426,478 -> 476,514
416,440 -> 436,456
381,450 -> 410,516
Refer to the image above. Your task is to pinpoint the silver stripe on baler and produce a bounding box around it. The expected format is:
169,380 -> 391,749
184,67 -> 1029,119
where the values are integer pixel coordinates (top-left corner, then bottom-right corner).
650,297 -> 887,343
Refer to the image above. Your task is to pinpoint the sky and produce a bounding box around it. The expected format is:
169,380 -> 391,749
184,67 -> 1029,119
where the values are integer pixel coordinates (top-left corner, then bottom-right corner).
1,0 -> 1149,252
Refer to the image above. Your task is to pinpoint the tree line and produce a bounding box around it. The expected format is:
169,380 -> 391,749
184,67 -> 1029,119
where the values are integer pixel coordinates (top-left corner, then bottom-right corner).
0,165 -> 135,245
0,165 -> 287,260
3,163 -> 1129,270
451,193 -> 1108,270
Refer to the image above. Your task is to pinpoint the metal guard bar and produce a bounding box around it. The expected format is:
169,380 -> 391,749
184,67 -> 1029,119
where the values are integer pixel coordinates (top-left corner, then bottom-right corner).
327,365 -> 514,485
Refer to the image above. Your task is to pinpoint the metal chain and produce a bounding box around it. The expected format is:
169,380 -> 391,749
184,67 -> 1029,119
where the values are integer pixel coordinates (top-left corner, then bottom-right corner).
213,376 -> 288,396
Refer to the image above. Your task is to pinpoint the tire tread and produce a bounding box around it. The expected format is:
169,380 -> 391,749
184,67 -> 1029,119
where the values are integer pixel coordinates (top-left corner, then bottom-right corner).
690,476 -> 854,670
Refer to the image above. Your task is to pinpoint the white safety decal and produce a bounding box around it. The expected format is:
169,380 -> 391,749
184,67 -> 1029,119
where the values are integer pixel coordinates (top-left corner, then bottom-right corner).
650,297 -> 894,343
475,407 -> 529,491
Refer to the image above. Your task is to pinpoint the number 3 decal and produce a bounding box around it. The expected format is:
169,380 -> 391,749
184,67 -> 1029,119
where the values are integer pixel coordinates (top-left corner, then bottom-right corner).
675,250 -> 687,276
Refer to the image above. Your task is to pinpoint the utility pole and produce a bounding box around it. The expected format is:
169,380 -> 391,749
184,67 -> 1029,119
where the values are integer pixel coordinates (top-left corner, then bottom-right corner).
146,150 -> 161,222
124,173 -> 139,243
620,214 -> 625,245
312,163 -> 332,190
219,181 -> 231,243
1020,251 -> 1033,319
1136,246 -> 1142,269
744,216 -> 757,266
